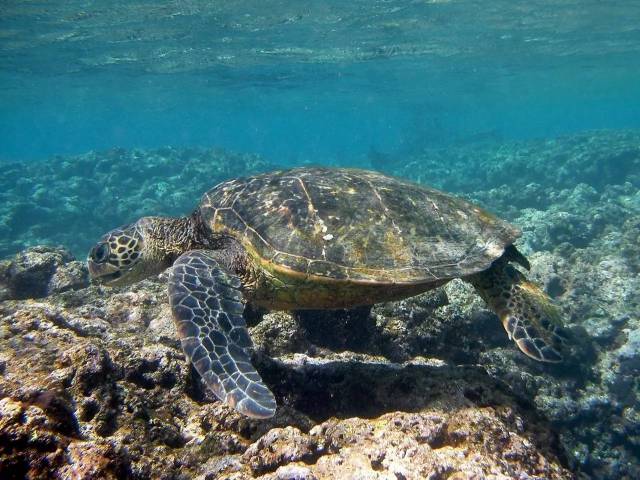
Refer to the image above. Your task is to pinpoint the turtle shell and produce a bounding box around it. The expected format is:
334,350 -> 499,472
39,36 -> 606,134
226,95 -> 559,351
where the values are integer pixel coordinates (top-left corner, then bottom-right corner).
198,168 -> 520,284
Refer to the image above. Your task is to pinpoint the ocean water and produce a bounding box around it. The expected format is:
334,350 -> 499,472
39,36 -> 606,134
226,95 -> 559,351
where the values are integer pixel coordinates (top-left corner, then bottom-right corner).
2,1 -> 640,165
1,1 -> 640,479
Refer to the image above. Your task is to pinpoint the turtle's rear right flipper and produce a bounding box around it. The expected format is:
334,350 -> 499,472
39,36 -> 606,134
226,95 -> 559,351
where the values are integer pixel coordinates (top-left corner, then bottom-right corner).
469,254 -> 568,363
168,250 -> 276,418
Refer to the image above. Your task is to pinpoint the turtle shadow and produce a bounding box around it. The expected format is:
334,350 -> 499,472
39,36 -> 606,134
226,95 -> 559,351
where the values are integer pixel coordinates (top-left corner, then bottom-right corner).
257,355 -> 536,423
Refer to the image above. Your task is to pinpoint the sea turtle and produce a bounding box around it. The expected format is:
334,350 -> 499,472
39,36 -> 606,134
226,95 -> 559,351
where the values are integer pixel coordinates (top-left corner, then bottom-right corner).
88,167 -> 567,419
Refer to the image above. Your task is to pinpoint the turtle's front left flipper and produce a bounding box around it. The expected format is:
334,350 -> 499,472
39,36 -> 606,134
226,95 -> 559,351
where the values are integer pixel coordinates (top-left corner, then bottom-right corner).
168,250 -> 276,418
468,255 -> 568,363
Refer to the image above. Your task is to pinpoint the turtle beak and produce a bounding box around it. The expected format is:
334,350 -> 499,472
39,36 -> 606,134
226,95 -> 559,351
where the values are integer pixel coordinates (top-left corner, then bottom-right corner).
87,258 -> 122,284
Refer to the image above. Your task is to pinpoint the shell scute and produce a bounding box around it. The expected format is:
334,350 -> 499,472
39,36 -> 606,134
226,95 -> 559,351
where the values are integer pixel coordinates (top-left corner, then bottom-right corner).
199,168 -> 520,283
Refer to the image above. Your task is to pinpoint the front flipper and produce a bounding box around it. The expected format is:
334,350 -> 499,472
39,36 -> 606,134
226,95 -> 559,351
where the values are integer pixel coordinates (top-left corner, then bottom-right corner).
168,250 -> 276,418
469,255 -> 568,363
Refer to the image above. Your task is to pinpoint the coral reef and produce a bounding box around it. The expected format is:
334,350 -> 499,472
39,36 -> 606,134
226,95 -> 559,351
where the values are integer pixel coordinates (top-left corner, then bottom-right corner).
0,147 -> 276,259
389,129 -> 640,198
1,129 -> 639,478
0,281 -> 570,479
388,129 -> 640,479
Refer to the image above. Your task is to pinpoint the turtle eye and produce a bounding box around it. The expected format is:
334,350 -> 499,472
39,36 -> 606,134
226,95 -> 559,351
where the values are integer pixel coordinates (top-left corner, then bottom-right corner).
91,243 -> 109,263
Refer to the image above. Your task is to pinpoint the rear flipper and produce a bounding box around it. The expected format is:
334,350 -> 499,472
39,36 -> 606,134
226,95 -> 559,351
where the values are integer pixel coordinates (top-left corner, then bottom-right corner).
168,250 -> 276,418
468,252 -> 568,362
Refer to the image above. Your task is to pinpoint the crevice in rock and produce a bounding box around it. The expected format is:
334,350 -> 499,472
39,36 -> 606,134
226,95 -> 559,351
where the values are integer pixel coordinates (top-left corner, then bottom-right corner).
259,356 -> 517,423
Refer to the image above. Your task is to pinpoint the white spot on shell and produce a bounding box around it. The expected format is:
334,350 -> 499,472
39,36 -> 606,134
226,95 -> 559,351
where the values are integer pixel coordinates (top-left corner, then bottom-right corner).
323,233 -> 334,241
484,241 -> 504,258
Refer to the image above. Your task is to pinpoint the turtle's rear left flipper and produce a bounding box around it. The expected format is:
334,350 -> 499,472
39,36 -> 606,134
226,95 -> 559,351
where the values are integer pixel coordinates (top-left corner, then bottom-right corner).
168,250 -> 276,418
468,254 -> 567,363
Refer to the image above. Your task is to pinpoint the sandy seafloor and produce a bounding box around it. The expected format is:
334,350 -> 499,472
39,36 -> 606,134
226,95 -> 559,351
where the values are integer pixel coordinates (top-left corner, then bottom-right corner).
0,129 -> 639,479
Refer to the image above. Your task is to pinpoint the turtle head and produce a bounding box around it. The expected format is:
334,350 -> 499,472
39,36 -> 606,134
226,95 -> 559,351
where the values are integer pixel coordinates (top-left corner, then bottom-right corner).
88,217 -> 180,286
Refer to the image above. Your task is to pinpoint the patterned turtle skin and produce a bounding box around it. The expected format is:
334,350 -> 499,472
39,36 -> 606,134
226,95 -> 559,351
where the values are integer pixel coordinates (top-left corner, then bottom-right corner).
88,167 -> 568,419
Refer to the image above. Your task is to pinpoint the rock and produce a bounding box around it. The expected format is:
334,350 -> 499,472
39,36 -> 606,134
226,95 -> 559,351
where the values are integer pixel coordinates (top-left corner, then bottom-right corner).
243,426 -> 321,475
254,409 -> 570,480
392,129 -> 640,196
235,404 -> 570,479
0,246 -> 88,300
0,397 -> 130,479
250,312 -> 311,358
0,276 -> 572,479
49,260 -> 89,295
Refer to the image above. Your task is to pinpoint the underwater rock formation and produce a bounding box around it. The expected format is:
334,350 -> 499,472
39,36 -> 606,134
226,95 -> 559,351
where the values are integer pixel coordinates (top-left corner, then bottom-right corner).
0,147 -> 276,259
0,246 -> 88,301
0,280 -> 570,479
390,129 -> 640,198
1,129 -> 639,478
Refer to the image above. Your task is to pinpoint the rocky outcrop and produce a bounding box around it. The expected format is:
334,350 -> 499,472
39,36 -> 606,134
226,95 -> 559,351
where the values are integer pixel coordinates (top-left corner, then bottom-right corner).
0,279 -> 572,479
0,246 -> 88,301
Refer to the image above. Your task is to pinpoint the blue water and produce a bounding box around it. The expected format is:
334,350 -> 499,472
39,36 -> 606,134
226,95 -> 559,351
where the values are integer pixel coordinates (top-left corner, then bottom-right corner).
1,1 -> 640,164
2,3 -> 640,479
